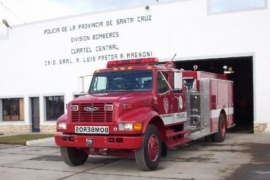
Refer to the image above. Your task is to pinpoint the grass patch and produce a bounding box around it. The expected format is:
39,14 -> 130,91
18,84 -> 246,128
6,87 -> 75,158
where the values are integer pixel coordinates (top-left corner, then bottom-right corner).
0,134 -> 54,145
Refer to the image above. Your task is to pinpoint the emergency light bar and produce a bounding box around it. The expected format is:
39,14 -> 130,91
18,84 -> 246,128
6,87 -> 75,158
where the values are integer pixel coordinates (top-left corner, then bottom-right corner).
107,58 -> 159,68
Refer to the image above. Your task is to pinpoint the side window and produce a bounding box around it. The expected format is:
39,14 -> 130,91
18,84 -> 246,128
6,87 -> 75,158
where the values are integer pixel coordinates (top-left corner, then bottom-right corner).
184,78 -> 195,90
157,72 -> 169,93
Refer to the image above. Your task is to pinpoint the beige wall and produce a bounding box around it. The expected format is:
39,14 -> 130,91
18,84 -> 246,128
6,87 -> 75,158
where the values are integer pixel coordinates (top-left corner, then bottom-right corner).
0,125 -> 56,133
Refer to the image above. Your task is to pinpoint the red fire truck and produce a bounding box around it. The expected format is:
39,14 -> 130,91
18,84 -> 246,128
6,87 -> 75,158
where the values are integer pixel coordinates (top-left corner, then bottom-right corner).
55,57 -> 234,170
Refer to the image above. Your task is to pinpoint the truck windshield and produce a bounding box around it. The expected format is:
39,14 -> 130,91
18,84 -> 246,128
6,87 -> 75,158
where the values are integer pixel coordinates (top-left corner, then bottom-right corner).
89,70 -> 153,94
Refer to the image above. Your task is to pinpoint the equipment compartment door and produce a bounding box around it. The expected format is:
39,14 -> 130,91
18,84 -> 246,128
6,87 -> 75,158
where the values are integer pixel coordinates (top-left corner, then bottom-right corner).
190,93 -> 201,131
172,72 -> 187,124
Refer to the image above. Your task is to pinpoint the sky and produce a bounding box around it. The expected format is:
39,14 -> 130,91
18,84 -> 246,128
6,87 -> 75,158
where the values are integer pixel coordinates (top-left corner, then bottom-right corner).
0,0 -> 159,26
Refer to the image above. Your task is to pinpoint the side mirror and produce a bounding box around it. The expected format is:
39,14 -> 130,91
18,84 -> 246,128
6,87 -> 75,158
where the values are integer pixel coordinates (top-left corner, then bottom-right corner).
174,72 -> 182,93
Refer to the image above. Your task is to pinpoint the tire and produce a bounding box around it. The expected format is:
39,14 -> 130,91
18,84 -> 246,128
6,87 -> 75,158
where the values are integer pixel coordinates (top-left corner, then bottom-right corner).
212,113 -> 226,142
205,135 -> 213,142
135,125 -> 161,171
161,143 -> 167,157
60,147 -> 88,166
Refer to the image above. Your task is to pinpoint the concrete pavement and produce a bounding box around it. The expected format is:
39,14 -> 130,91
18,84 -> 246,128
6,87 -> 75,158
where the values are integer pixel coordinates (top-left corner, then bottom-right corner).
0,133 -> 269,180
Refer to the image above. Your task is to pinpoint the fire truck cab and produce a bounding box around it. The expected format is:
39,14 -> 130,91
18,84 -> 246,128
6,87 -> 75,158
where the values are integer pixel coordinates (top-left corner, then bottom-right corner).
55,57 -> 234,170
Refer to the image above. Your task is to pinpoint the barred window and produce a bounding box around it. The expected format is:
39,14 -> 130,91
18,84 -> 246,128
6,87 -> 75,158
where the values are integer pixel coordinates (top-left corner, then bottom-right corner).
2,98 -> 24,121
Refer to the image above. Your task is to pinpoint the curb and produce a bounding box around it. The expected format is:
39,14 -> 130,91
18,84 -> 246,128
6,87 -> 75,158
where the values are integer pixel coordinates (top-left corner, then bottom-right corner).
26,137 -> 56,146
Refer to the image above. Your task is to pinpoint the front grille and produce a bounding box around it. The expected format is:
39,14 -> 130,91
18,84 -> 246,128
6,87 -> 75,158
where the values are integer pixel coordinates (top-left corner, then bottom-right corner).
71,103 -> 113,123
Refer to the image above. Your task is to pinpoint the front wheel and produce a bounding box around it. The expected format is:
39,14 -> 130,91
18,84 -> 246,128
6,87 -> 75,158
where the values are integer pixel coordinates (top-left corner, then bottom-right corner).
212,113 -> 226,142
60,147 -> 88,166
135,125 -> 161,171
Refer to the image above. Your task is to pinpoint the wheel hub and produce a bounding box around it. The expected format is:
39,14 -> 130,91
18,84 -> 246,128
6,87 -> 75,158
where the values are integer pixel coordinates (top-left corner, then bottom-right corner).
148,135 -> 160,161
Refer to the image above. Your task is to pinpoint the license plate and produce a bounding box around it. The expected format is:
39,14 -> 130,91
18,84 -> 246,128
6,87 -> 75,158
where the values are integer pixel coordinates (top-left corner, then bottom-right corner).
75,126 -> 109,134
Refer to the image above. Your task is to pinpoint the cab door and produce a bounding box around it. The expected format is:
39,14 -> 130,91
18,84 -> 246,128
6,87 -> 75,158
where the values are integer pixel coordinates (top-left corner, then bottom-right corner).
155,71 -> 188,125
156,71 -> 174,125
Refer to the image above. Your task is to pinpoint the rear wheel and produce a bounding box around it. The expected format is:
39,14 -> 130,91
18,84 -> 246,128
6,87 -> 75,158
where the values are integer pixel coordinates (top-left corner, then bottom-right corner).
135,125 -> 161,171
212,113 -> 226,142
60,147 -> 88,166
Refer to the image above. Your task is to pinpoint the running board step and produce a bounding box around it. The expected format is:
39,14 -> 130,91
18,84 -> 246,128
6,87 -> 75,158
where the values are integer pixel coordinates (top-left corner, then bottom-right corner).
166,129 -> 191,138
166,129 -> 192,148
166,138 -> 191,148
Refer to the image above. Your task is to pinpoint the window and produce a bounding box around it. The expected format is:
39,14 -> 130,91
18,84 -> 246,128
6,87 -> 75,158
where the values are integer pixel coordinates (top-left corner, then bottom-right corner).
89,70 -> 153,93
209,0 -> 267,13
2,98 -> 24,121
157,72 -> 169,93
184,78 -> 195,90
45,96 -> 64,121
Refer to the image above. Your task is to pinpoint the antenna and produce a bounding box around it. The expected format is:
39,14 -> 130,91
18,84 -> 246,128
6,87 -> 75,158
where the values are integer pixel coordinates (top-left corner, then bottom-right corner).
171,53 -> 177,62
165,53 -> 177,68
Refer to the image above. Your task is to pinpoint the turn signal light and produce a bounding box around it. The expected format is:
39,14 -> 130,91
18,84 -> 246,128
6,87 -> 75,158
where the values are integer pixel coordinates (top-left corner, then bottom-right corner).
104,104 -> 113,111
133,122 -> 143,131
70,105 -> 79,111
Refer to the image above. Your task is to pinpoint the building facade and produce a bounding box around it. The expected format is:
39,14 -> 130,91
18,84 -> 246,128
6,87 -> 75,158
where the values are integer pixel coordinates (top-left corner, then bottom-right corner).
0,0 -> 269,134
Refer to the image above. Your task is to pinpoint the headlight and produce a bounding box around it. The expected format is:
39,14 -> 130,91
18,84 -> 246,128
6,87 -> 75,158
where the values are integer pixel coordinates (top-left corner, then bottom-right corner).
58,122 -> 67,130
119,122 -> 142,131
119,123 -> 133,130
